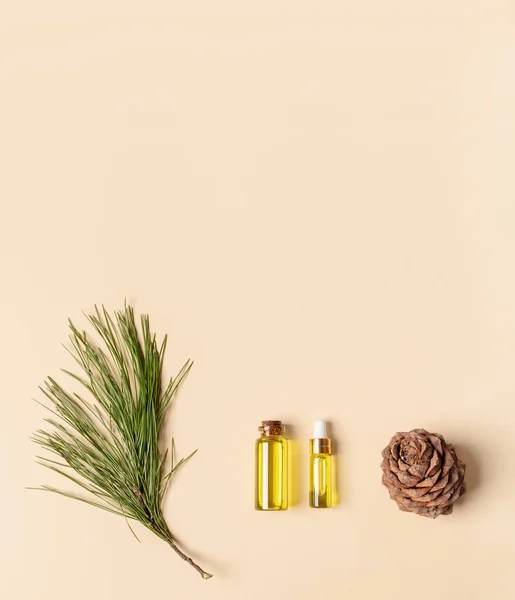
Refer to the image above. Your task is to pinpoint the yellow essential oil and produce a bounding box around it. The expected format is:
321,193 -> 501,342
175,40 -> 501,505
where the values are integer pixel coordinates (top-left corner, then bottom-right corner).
255,420 -> 288,510
309,419 -> 332,508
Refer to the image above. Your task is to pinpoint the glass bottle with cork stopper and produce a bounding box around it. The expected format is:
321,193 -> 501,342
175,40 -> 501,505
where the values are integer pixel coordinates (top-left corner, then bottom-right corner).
255,420 -> 288,511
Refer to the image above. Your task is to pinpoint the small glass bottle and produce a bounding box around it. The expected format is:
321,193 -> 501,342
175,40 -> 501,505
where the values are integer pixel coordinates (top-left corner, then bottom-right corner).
255,420 -> 288,511
309,419 -> 332,508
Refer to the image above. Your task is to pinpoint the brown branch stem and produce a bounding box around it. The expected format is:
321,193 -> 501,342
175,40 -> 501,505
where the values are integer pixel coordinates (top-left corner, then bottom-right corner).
164,536 -> 213,579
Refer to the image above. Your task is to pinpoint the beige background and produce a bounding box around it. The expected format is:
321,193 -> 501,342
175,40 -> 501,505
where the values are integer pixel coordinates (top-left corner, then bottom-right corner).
2,2 -> 515,599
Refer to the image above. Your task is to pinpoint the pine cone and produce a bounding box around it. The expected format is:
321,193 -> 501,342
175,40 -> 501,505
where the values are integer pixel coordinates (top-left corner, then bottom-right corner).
381,428 -> 466,518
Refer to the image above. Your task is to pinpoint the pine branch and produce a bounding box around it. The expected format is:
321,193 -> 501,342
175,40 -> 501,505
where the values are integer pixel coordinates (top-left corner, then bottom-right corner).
31,304 -> 212,579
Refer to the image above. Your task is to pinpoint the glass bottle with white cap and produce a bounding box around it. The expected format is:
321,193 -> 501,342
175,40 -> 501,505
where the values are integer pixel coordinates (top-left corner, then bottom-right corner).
309,419 -> 332,508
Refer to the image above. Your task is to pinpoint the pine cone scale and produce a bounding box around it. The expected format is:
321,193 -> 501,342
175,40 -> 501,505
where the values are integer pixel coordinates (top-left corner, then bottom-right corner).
426,450 -> 441,475
415,468 -> 441,488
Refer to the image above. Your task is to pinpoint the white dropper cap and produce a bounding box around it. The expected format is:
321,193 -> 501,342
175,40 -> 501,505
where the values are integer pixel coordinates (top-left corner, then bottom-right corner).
313,419 -> 328,439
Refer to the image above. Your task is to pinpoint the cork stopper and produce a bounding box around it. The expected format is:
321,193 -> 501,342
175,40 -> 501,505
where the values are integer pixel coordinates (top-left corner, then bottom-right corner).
258,420 -> 285,436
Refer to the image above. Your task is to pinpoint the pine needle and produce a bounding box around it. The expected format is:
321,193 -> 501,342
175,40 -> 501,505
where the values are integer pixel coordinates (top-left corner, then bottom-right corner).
31,304 -> 213,579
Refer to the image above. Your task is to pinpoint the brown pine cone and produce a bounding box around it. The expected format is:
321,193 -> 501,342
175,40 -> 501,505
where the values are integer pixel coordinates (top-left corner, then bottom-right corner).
381,428 -> 466,518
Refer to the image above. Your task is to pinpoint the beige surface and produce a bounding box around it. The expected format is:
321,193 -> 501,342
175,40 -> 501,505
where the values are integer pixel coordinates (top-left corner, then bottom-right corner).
2,2 -> 515,599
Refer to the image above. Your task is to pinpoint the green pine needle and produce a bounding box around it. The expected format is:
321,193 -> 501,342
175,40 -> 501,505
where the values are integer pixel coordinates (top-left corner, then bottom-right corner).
31,304 -> 212,579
